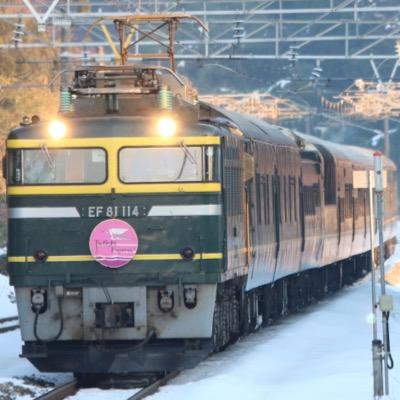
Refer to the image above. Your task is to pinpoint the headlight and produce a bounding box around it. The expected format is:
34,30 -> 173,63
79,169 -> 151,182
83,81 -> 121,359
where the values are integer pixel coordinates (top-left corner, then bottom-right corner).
158,289 -> 174,313
48,120 -> 67,139
157,117 -> 177,138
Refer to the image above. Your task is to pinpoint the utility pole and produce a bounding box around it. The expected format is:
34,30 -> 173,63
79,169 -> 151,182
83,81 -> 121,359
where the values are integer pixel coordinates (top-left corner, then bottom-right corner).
59,10 -> 72,114
383,117 -> 390,158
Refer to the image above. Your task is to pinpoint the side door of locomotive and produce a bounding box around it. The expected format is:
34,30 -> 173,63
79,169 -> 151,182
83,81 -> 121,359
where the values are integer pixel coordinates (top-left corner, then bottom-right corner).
243,141 -> 256,267
221,135 -> 247,272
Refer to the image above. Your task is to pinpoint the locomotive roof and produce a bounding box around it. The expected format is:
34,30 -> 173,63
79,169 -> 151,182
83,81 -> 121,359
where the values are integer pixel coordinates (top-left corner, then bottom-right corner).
8,116 -> 223,140
9,108 -> 299,149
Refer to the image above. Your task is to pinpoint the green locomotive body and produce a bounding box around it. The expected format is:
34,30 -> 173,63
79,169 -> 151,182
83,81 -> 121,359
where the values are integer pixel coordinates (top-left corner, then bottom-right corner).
7,115 -> 228,372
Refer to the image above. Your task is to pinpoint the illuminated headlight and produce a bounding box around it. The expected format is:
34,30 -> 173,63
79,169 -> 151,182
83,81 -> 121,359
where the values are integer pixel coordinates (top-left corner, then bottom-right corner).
48,120 -> 67,139
157,117 -> 177,138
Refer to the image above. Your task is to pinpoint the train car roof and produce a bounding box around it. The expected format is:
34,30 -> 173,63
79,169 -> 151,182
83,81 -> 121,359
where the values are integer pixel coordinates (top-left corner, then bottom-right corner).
207,105 -> 395,171
200,102 -> 297,148
298,133 -> 396,171
347,145 -> 396,170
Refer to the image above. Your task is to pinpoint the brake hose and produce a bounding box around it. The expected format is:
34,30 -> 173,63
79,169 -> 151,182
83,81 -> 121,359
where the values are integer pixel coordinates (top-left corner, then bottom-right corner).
33,296 -> 64,342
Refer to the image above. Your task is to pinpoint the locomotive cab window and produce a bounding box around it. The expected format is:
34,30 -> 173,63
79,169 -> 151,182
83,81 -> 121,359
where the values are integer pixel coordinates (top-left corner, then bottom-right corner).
8,148 -> 107,185
119,145 -> 219,183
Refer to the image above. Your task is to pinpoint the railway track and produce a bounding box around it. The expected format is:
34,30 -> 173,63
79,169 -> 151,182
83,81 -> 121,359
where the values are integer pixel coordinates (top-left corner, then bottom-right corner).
126,372 -> 178,400
0,315 -> 19,333
33,379 -> 78,400
33,372 -> 178,400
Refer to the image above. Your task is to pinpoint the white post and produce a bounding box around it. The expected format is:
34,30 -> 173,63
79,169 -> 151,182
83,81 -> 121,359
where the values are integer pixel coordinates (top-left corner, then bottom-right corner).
368,170 -> 383,398
374,152 -> 391,396
353,169 -> 384,398
368,170 -> 378,342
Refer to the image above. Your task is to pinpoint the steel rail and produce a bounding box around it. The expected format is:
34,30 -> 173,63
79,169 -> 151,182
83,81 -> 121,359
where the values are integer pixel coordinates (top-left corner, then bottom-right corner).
32,372 -> 177,400
0,316 -> 18,324
0,316 -> 19,333
126,372 -> 179,400
34,379 -> 79,400
0,324 -> 19,333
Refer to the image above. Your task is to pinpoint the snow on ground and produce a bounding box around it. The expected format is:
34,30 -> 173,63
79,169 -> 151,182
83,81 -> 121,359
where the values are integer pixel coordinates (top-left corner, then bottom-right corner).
146,280 -> 400,400
0,274 -> 71,399
2,229 -> 400,399
0,274 -> 17,319
67,388 -> 139,400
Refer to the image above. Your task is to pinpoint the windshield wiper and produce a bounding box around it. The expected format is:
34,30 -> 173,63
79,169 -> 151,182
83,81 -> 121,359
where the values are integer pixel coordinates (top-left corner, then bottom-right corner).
173,141 -> 198,181
40,144 -> 55,170
180,141 -> 198,166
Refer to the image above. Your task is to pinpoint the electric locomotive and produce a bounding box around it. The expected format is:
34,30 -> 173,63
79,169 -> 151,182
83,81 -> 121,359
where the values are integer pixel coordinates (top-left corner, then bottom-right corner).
5,64 -> 397,375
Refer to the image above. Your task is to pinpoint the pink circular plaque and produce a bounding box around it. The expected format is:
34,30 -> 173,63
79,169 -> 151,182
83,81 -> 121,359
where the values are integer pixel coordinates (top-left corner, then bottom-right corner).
89,219 -> 139,268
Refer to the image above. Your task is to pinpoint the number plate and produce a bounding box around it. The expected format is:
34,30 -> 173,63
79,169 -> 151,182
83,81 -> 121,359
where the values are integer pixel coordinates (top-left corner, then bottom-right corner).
79,205 -> 150,218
